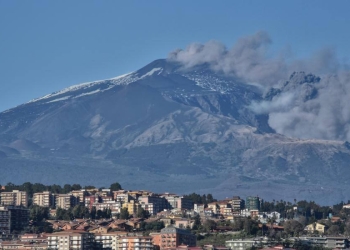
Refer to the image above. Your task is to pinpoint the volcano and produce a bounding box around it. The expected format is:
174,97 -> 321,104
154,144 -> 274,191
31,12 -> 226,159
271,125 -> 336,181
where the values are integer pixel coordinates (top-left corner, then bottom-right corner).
1,59 -> 349,204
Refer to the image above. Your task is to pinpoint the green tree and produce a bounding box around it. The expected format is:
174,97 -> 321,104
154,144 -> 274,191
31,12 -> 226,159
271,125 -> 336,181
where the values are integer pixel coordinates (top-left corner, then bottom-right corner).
120,207 -> 129,219
192,214 -> 201,230
63,184 -> 72,193
110,182 -> 122,191
206,194 -> 216,203
283,220 -> 304,237
90,207 -> 97,220
137,208 -> 150,219
30,205 -> 49,222
71,184 -> 82,191
203,219 -> 217,232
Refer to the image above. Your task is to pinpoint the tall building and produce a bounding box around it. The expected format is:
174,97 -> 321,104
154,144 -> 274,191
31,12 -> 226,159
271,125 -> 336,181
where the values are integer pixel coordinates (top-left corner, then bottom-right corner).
231,196 -> 245,211
245,196 -> 262,211
33,191 -> 55,207
118,236 -> 153,250
56,194 -> 77,210
123,200 -> 141,215
152,225 -> 196,249
47,230 -> 95,250
95,232 -> 125,250
0,205 -> 29,234
163,195 -> 194,210
0,190 -> 28,207
71,190 -> 86,205
138,195 -> 167,215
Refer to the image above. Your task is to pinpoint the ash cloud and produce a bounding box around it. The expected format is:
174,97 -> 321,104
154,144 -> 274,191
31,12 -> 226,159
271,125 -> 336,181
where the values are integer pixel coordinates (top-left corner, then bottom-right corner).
168,31 -> 350,141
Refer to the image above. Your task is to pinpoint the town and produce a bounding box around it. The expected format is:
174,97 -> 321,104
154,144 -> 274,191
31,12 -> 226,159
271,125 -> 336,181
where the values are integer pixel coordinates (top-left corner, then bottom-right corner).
0,182 -> 350,250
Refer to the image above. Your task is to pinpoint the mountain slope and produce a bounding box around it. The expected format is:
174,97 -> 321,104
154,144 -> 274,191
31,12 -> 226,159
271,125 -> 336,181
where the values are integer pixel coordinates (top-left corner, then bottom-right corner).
0,59 -> 349,204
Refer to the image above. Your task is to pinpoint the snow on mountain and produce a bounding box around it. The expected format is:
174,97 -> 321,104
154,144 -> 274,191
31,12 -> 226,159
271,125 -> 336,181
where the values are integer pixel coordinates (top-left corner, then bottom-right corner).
27,72 -> 138,104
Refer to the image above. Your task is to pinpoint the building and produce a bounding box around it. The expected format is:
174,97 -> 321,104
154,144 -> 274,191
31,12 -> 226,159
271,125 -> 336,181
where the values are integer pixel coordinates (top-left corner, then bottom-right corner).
194,204 -> 205,214
138,195 -> 167,215
47,230 -> 95,250
94,201 -> 122,214
296,236 -> 349,249
94,232 -> 123,250
56,194 -> 77,210
152,225 -> 196,249
163,195 -> 194,210
231,196 -> 245,211
304,223 -> 326,234
0,205 -> 29,234
85,195 -> 100,210
123,200 -> 142,215
225,239 -> 260,250
0,190 -> 28,207
245,196 -> 262,211
0,241 -> 47,249
118,236 -> 153,250
207,203 -> 219,214
33,191 -> 55,207
71,190 -> 86,205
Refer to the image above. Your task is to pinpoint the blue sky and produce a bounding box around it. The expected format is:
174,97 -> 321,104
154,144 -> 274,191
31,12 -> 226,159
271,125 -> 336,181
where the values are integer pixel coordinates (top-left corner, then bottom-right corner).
1,0 -> 350,112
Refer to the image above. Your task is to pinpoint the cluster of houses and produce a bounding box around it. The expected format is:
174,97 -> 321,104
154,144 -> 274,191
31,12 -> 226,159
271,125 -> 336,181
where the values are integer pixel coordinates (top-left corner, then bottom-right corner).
2,188 -> 350,249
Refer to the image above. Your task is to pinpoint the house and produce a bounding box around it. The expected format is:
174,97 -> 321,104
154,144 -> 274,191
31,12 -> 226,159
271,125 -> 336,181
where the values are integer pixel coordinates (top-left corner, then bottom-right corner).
174,218 -> 192,229
304,223 -> 326,234
343,204 -> 350,209
89,226 -> 111,234
331,216 -> 341,223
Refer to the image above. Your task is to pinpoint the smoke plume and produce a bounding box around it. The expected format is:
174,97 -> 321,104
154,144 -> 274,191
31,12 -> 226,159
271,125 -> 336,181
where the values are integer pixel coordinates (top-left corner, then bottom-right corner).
168,31 -> 350,141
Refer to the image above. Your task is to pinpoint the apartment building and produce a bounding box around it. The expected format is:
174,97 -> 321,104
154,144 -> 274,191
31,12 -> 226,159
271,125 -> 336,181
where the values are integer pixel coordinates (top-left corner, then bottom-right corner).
231,196 -> 245,211
33,191 -> 55,207
95,232 -> 142,250
123,200 -> 141,215
0,205 -> 29,234
152,225 -> 196,249
0,190 -> 28,207
118,236 -> 153,250
163,195 -> 194,210
47,230 -> 95,250
71,190 -> 86,205
194,204 -> 205,214
225,239 -> 258,250
115,193 -> 133,203
94,201 -> 122,213
85,195 -> 100,210
245,196 -> 262,211
138,195 -> 167,215
56,194 -> 77,210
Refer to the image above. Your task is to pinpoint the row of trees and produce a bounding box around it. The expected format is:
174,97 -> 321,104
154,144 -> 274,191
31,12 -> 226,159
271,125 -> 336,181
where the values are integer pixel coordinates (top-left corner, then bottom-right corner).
183,193 -> 216,205
0,182 -> 122,198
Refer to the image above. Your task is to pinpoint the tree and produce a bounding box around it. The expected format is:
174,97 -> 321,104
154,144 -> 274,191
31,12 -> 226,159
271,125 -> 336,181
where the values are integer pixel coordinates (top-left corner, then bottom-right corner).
120,207 -> 129,219
206,194 -> 216,203
30,205 -> 49,222
56,207 -> 73,221
203,219 -> 217,232
90,207 -> 97,220
137,208 -> 150,219
327,225 -> 340,236
71,184 -> 82,191
192,214 -> 201,230
72,205 -> 88,219
63,184 -> 72,194
283,220 -> 304,237
110,182 -> 122,191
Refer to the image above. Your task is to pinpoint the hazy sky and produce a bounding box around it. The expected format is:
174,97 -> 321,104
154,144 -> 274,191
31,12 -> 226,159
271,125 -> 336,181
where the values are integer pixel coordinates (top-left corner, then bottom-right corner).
1,0 -> 350,112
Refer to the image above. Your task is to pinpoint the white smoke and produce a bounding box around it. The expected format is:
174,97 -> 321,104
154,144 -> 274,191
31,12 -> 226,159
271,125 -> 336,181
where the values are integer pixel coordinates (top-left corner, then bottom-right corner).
169,31 -> 288,86
168,31 -> 350,141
